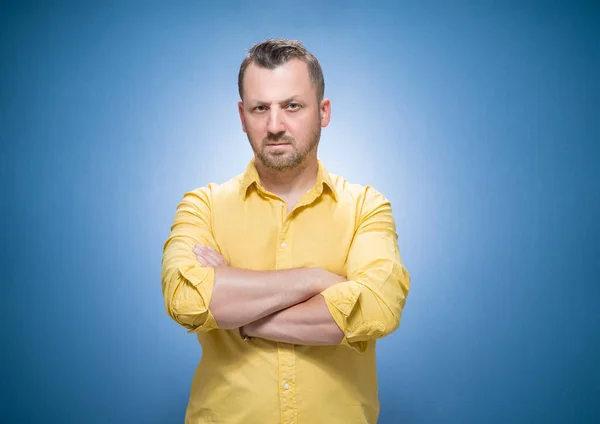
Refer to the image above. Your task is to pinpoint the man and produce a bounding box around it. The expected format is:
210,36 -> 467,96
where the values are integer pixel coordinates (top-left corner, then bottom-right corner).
161,38 -> 411,424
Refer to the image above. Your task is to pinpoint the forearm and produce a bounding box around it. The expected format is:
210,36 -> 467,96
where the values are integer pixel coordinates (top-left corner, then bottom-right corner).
243,294 -> 344,345
210,267 -> 338,329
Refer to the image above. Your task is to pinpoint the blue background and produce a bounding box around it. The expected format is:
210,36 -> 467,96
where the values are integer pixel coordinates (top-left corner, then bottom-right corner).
2,1 -> 598,423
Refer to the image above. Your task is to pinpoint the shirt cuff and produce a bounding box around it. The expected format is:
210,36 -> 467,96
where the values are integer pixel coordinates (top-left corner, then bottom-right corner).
176,264 -> 219,333
320,281 -> 368,353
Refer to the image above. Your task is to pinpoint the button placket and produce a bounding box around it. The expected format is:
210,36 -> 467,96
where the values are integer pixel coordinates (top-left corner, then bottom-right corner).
275,199 -> 297,423
278,343 -> 297,424
277,199 -> 292,264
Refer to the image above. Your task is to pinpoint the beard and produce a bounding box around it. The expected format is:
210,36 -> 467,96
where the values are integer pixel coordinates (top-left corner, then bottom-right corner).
248,122 -> 321,172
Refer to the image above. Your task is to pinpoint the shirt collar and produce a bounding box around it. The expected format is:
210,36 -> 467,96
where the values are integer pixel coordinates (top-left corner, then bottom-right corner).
239,158 -> 338,202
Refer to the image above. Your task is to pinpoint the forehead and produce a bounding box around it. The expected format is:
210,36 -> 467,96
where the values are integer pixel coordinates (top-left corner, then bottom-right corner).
243,58 -> 315,101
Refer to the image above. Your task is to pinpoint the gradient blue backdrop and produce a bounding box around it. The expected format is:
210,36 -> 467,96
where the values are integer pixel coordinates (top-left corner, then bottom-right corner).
2,1 -> 598,423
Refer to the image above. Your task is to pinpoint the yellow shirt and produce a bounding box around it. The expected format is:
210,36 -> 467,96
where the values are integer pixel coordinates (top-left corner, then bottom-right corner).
161,158 -> 411,424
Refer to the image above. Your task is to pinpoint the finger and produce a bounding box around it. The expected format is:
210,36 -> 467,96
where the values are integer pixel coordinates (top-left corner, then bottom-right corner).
195,254 -> 211,266
213,257 -> 228,268
209,250 -> 229,267
202,249 -> 227,266
193,245 -> 219,257
196,254 -> 221,267
193,245 -> 228,267
193,245 -> 207,255
194,248 -> 218,264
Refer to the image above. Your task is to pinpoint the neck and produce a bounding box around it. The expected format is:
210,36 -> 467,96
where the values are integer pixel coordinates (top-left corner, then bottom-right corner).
254,155 -> 319,198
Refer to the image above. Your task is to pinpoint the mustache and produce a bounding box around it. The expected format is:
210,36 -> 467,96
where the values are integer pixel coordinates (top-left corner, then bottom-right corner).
263,134 -> 295,145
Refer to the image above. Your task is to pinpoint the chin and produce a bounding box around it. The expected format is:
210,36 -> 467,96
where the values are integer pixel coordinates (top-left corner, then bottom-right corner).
263,157 -> 300,171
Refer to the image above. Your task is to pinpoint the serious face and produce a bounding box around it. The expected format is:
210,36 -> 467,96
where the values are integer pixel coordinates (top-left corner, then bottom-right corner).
238,59 -> 330,171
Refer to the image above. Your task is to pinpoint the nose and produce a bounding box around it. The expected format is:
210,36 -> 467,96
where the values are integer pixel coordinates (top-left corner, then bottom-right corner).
267,107 -> 285,136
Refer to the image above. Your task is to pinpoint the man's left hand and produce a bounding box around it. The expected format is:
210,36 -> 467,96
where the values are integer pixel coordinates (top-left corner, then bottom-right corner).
192,244 -> 229,268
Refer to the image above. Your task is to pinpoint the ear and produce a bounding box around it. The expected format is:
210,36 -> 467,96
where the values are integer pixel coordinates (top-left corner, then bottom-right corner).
238,101 -> 247,133
319,98 -> 331,128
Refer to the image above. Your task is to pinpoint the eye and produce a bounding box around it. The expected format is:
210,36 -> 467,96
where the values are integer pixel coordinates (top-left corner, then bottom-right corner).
287,103 -> 301,111
253,105 -> 267,112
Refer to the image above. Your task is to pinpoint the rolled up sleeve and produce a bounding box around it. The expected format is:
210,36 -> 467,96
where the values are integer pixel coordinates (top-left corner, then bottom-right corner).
161,186 -> 220,333
321,187 -> 411,352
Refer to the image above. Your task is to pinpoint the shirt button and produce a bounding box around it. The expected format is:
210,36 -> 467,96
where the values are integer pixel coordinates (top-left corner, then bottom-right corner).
279,201 -> 284,206
283,383 -> 290,389
281,242 -> 287,248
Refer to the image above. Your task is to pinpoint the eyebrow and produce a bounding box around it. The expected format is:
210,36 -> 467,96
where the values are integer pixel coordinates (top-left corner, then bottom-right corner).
249,96 -> 302,105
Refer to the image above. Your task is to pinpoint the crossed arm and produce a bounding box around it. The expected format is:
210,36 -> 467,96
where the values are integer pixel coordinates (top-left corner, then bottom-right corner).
192,245 -> 346,345
161,186 -> 410,351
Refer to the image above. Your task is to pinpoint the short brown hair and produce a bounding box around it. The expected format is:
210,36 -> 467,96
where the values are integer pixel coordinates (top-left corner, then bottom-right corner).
238,38 -> 325,101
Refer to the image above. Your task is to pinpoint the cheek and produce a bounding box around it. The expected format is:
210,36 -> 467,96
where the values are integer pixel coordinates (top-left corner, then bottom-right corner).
288,115 -> 316,139
249,129 -> 268,146
285,115 -> 306,134
244,118 -> 265,138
